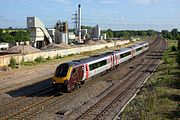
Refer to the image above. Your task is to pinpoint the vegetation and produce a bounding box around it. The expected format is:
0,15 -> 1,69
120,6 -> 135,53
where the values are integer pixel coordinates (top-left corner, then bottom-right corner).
121,40 -> 180,120
101,29 -> 157,39
162,28 -> 180,40
0,29 -> 30,43
8,57 -> 18,69
54,54 -> 61,59
34,56 -> 45,63
21,56 -> 46,66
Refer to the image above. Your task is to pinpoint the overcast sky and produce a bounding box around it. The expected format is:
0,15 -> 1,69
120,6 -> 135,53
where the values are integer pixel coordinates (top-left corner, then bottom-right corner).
0,0 -> 179,31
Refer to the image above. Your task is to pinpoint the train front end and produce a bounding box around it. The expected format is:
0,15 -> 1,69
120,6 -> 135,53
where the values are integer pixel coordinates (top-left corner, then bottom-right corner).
52,63 -> 72,91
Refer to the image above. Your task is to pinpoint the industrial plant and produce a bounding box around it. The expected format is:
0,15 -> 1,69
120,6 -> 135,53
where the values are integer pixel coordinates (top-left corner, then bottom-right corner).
27,4 -> 106,48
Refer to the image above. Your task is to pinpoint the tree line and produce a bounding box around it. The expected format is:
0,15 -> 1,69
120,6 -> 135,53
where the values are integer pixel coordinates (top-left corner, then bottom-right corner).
161,28 -> 180,68
0,29 -> 30,43
104,29 -> 157,39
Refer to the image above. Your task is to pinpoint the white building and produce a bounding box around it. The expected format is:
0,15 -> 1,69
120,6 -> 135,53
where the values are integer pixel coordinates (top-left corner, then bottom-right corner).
102,33 -> 107,40
27,17 -> 53,48
0,43 -> 9,51
69,32 -> 76,40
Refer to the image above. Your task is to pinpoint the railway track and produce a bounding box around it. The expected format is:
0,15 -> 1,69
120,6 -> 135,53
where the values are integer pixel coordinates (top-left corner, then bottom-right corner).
1,53 -> 144,120
0,70 -> 54,94
0,39 -> 162,120
76,39 -> 166,120
0,85 -> 54,118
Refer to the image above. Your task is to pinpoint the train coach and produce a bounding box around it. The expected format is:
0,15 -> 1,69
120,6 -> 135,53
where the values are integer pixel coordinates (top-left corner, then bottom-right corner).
52,42 -> 149,92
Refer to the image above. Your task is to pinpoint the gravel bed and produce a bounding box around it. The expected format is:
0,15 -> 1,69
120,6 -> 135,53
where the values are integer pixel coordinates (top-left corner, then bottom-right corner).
33,80 -> 113,120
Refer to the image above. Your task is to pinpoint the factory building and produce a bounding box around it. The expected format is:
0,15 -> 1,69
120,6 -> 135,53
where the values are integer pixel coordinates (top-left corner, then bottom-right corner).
54,21 -> 69,44
47,28 -> 55,41
86,25 -> 101,40
27,17 -> 53,48
81,29 -> 88,40
92,25 -> 101,40
27,17 -> 69,48
69,32 -> 76,40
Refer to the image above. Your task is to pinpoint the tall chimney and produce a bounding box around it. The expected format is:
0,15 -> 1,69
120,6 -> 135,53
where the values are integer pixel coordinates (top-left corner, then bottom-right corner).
78,4 -> 82,43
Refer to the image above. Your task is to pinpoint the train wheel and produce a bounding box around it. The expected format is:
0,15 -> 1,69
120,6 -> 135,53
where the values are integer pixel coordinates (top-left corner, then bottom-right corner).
75,83 -> 81,89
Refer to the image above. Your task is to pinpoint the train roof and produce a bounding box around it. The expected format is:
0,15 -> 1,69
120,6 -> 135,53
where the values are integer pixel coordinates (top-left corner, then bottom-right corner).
115,47 -> 132,54
61,41 -> 149,67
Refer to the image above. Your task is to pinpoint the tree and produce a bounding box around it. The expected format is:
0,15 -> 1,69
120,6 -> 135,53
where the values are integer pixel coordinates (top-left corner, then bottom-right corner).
171,28 -> 179,40
106,29 -> 114,39
13,31 -> 30,42
3,34 -> 14,43
81,25 -> 92,30
147,30 -> 156,36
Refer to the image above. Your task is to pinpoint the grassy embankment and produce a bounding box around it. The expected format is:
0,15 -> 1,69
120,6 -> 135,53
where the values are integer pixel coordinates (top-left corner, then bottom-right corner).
121,40 -> 180,120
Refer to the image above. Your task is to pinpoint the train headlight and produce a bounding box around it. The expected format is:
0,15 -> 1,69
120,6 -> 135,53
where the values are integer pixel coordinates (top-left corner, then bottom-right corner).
52,79 -> 56,84
64,80 -> 68,85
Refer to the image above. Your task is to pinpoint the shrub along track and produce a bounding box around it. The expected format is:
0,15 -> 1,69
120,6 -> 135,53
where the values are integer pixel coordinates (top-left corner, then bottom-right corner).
75,39 -> 167,120
0,39 -> 161,120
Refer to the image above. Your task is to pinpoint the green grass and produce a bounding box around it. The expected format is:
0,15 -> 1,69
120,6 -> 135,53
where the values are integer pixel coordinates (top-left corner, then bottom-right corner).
121,40 -> 180,120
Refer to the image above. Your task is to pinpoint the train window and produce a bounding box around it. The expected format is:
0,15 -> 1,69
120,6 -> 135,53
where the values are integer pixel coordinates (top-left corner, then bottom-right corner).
145,45 -> 148,48
136,47 -> 142,52
72,69 -> 76,74
120,51 -> 131,58
55,63 -> 69,77
89,60 -> 107,71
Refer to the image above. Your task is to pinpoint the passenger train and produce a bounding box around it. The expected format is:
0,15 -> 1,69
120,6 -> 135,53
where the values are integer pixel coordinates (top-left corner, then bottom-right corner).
52,42 -> 149,92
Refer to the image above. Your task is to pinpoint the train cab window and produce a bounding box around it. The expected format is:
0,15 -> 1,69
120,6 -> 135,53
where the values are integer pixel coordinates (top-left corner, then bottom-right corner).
71,68 -> 77,77
55,63 -> 69,77
72,69 -> 76,74
145,45 -> 148,48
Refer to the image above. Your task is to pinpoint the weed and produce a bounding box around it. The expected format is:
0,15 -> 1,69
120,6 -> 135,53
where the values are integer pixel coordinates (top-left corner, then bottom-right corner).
34,56 -> 45,63
171,46 -> 177,51
55,54 -> 61,59
8,57 -> 18,69
46,56 -> 51,61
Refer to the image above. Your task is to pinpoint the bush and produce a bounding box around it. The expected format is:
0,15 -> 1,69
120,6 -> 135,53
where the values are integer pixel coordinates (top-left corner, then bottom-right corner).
163,51 -> 170,64
46,56 -> 51,61
55,54 -> 61,59
171,46 -> 177,51
34,56 -> 44,63
9,57 -> 18,69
